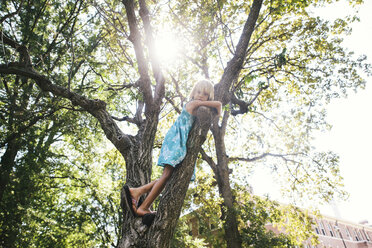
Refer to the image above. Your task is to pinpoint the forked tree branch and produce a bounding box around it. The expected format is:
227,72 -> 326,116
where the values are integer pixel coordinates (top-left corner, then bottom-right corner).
200,148 -> 217,173
215,0 -> 264,104
231,80 -> 269,116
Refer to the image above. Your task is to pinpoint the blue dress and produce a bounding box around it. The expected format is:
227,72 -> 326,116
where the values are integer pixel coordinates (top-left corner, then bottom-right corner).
158,106 -> 196,180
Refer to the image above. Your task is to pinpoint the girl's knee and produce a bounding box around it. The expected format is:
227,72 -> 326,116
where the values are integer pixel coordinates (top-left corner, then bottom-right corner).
162,165 -> 174,180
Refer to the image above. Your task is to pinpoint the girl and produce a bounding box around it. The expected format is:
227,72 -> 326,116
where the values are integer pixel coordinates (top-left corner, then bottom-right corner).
124,80 -> 222,224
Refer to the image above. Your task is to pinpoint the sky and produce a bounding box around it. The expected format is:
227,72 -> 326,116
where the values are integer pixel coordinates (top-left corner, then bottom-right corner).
313,0 -> 372,224
250,0 -> 372,224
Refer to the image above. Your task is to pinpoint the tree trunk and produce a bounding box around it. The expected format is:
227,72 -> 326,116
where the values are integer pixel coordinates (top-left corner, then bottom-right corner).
211,122 -> 242,248
0,140 -> 20,203
215,165 -> 242,248
210,0 -> 263,246
118,107 -> 215,248
0,140 -> 21,248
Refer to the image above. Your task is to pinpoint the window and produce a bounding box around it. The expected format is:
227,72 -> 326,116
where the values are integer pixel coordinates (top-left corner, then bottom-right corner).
346,227 -> 353,241
319,221 -> 326,235
364,230 -> 370,241
354,229 -> 360,241
333,224 -> 340,238
314,222 -> 320,235
357,230 -> 364,241
327,223 -> 334,237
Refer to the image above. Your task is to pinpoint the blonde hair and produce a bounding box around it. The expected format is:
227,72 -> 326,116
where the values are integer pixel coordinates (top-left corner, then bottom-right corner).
189,79 -> 215,101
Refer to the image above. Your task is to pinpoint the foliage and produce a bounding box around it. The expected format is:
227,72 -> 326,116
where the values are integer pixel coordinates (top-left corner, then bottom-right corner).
234,185 -> 317,247
171,219 -> 210,248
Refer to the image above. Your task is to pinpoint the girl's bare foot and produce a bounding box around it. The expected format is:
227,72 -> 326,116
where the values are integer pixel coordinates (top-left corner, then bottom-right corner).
129,188 -> 140,211
136,206 -> 156,217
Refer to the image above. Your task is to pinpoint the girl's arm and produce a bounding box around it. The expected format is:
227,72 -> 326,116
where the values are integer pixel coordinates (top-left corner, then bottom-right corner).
186,100 -> 222,116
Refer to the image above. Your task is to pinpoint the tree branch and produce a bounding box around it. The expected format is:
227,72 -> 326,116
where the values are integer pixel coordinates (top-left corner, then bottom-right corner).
138,0 -> 165,106
0,31 -> 32,67
111,99 -> 143,126
0,0 -> 24,24
216,3 -> 236,56
0,63 -> 132,153
215,0 -> 264,105
229,152 -> 303,164
168,73 -> 187,104
217,107 -> 230,139
164,95 -> 181,114
250,110 -> 283,131
0,108 -> 58,148
122,0 -> 153,109
200,147 -> 217,173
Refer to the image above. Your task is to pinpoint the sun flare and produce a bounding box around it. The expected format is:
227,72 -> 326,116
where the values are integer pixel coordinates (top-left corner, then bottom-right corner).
153,31 -> 182,64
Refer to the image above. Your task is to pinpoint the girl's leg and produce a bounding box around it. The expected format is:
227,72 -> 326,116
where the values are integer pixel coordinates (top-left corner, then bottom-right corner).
129,180 -> 158,210
136,165 -> 174,216
130,180 -> 157,199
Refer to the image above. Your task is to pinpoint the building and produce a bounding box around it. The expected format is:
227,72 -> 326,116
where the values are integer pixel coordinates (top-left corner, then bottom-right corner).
188,210 -> 372,247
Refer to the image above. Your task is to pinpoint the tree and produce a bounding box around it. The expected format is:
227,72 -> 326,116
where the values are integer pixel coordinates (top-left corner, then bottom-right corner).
1,0 -> 370,247
1,0 -> 121,246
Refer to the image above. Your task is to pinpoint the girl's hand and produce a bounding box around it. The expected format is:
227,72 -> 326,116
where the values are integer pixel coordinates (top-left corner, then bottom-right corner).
215,101 -> 222,116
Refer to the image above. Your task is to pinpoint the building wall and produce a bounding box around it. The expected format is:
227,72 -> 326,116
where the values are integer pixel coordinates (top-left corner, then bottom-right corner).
304,215 -> 372,248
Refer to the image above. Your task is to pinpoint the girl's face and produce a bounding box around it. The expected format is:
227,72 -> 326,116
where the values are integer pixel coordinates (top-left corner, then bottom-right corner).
194,89 -> 210,101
